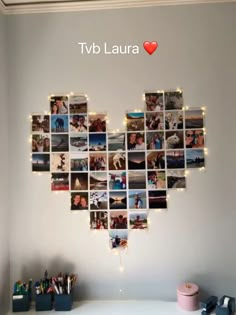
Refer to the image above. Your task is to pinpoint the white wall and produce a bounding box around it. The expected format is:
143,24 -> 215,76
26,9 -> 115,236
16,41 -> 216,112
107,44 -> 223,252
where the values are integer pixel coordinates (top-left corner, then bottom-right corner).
0,12 -> 9,315
7,3 -> 236,301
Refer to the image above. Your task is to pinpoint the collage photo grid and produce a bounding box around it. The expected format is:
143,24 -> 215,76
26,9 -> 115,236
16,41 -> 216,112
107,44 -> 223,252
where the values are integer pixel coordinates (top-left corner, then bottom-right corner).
31,90 -> 206,250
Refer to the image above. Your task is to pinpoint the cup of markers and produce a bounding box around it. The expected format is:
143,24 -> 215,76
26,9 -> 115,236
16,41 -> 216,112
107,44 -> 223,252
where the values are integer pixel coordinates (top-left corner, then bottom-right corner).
35,271 -> 53,311
12,279 -> 32,312
53,273 -> 77,311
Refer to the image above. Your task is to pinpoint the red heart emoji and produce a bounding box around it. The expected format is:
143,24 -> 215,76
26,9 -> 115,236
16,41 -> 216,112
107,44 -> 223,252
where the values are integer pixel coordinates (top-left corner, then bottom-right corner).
143,41 -> 158,55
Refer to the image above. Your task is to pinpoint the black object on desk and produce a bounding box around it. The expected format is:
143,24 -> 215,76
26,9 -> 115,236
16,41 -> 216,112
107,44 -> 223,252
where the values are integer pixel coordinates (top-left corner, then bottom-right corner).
35,294 -> 53,312
216,296 -> 235,315
54,293 -> 73,311
12,294 -> 30,312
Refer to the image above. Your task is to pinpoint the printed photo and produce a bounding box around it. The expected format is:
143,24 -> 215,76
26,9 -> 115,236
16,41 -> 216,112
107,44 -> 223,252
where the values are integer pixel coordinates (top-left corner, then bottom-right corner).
51,173 -> 69,191
186,149 -> 205,168
109,230 -> 128,250
129,211 -> 148,229
185,109 -> 204,129
127,132 -> 145,150
128,152 -> 146,170
89,113 -> 106,132
145,92 -> 163,111
90,192 -> 108,210
32,154 -> 50,172
51,153 -> 69,172
70,153 -> 88,171
90,172 -> 107,190
69,114 -> 87,132
90,153 -> 107,171
90,211 -> 108,229
126,112 -> 144,131
51,115 -> 69,133
164,91 -> 183,110
32,134 -> 50,152
165,111 -> 184,129
109,171 -> 127,190
166,150 -> 185,169
167,170 -> 186,189
110,211 -> 128,229
146,151 -> 165,169
51,134 -> 69,152
128,191 -> 146,209
146,132 -> 164,150
166,131 -> 184,149
69,95 -> 87,114
109,192 -> 127,210
32,115 -> 50,133
109,152 -> 126,170
148,190 -> 167,209
108,133 -> 125,151
70,172 -> 88,190
89,133 -> 106,151
128,171 -> 146,189
50,96 -> 68,115
148,171 -> 166,189
146,112 -> 164,130
71,192 -> 89,210
185,129 -> 205,148
70,134 -> 88,151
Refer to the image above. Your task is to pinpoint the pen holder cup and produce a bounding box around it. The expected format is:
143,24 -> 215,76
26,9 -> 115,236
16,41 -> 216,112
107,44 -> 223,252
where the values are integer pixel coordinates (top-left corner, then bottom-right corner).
12,294 -> 30,312
54,293 -> 73,311
35,294 -> 53,311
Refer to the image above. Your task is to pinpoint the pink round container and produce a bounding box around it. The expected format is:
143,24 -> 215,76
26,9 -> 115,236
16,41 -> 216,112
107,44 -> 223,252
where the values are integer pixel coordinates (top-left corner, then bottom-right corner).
177,282 -> 199,311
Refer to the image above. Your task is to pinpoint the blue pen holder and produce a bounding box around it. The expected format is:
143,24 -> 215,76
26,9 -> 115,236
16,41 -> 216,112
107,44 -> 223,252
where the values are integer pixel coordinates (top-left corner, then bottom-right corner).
216,296 -> 235,315
35,294 -> 53,311
12,294 -> 30,312
54,293 -> 73,311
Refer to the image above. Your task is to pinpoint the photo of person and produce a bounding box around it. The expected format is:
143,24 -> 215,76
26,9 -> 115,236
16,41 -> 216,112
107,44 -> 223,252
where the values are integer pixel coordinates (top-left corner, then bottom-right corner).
109,230 -> 128,250
51,153 -> 69,172
109,171 -> 126,190
32,135 -> 50,152
89,153 -> 107,171
166,150 -> 185,169
51,115 -> 69,133
50,96 -> 68,115
186,149 -> 205,168
146,151 -> 165,169
185,129 -> 204,148
90,211 -> 108,229
70,172 -> 88,190
128,171 -> 146,189
145,92 -> 163,111
185,109 -> 204,129
128,152 -> 146,170
69,95 -> 87,114
127,133 -> 145,150
71,192 -> 89,210
32,115 -> 50,133
90,172 -> 107,190
32,154 -> 50,172
166,131 -> 184,149
129,212 -> 148,229
89,113 -> 106,132
164,91 -> 183,110
148,191 -> 167,209
69,114 -> 87,132
70,153 -> 88,171
146,132 -> 164,150
109,152 -> 126,170
126,112 -> 144,131
108,133 -> 125,151
90,192 -> 108,210
110,211 -> 128,229
165,111 -> 184,129
167,170 -> 186,189
89,133 -> 106,151
146,112 -> 164,130
128,191 -> 146,209
51,134 -> 69,152
109,192 -> 127,210
51,173 -> 69,191
70,134 -> 88,151
148,171 -> 166,189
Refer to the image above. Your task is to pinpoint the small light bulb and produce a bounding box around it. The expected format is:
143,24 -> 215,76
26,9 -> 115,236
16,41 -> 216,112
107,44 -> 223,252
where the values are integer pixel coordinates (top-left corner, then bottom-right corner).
142,94 -> 146,101
70,91 -> 74,95
119,266 -> 124,272
119,289 -> 123,292
186,106 -> 189,110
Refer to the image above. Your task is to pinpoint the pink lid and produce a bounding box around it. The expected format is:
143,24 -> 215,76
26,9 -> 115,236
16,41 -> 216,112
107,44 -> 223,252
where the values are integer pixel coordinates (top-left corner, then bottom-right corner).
177,283 -> 199,296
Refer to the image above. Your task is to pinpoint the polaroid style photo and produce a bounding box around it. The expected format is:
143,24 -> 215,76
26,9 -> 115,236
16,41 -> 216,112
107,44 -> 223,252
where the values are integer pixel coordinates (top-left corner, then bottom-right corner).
108,133 -> 126,151
146,151 -> 165,170
109,230 -> 128,250
70,152 -> 88,171
167,169 -> 186,189
32,134 -> 50,152
127,132 -> 145,150
145,92 -> 164,111
69,114 -> 87,133
165,110 -> 184,130
89,113 -> 106,132
90,191 -> 108,210
32,115 -> 50,133
166,131 -> 184,149
50,95 -> 68,115
71,192 -> 89,210
51,173 -> 69,191
51,115 -> 69,133
108,152 -> 126,171
32,153 -> 50,172
147,171 -> 166,189
129,211 -> 148,229
89,153 -> 107,171
146,112 -> 164,131
110,211 -> 128,229
51,153 -> 69,172
109,171 -> 127,190
128,190 -> 147,209
185,129 -> 205,149
109,192 -> 127,210
148,190 -> 167,209
128,171 -> 146,189
186,149 -> 205,168
51,134 -> 69,152
166,150 -> 185,169
70,172 -> 88,190
126,112 -> 144,131
185,109 -> 204,129
70,134 -> 88,152
128,152 -> 146,170
90,211 -> 108,229
89,133 -> 106,151
90,172 -> 107,190
164,91 -> 183,111
146,131 -> 164,150
69,95 -> 87,114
